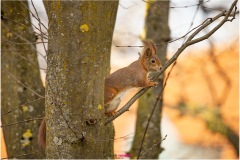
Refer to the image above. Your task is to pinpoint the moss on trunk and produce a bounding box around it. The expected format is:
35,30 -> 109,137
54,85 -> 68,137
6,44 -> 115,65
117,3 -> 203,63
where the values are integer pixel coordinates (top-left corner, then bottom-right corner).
44,1 -> 118,158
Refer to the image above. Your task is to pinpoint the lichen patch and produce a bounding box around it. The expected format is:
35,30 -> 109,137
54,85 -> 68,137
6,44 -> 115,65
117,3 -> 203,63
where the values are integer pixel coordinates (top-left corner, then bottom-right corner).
80,24 -> 89,32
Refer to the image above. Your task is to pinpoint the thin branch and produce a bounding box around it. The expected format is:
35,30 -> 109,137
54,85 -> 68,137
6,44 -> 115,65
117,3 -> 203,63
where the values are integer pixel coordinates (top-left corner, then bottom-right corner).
167,21 -> 205,44
105,0 -> 238,125
1,97 -> 44,116
119,2 -> 136,9
115,18 -> 216,48
94,133 -> 133,142
2,151 -> 40,159
1,117 -> 43,128
142,0 -> 210,9
1,15 -> 48,39
137,62 -> 176,159
139,135 -> 167,158
1,22 -> 47,62
30,0 -> 48,54
2,40 -> 48,45
18,0 -> 48,31
187,1 -> 238,44
2,4 -> 48,38
182,1 -> 201,44
16,11 -> 48,37
115,45 -> 144,48
170,0 -> 209,9
2,68 -> 45,98
13,50 -> 47,70
187,16 -> 222,42
1,48 -> 46,70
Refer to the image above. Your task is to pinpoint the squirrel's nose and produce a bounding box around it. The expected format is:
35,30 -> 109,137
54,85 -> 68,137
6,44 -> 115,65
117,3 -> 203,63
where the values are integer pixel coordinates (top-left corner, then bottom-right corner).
160,66 -> 163,70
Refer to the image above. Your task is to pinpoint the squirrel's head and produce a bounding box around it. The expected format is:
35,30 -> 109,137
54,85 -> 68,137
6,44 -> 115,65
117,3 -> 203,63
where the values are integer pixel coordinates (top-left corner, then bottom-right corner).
141,40 -> 162,72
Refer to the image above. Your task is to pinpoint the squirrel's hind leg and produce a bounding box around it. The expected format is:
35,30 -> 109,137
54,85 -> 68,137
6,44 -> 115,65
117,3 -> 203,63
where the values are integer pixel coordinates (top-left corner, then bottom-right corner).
104,97 -> 121,116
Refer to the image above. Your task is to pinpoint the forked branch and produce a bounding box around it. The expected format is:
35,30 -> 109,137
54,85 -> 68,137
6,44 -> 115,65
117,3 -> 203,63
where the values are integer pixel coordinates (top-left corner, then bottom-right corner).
105,0 -> 238,125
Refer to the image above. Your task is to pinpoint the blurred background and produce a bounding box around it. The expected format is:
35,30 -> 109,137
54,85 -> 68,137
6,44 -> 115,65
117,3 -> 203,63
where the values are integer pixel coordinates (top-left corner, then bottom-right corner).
1,0 -> 239,159
111,0 -> 239,159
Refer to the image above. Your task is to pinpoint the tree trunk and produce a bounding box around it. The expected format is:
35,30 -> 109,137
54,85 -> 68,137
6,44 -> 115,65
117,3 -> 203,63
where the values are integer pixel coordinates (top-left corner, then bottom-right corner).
1,1 -> 45,158
44,1 -> 118,158
130,1 -> 170,158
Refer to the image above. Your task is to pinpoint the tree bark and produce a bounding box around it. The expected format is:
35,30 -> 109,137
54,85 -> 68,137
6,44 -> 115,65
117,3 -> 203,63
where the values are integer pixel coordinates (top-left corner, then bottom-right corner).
1,1 -> 45,158
44,1 -> 118,158
130,1 -> 170,158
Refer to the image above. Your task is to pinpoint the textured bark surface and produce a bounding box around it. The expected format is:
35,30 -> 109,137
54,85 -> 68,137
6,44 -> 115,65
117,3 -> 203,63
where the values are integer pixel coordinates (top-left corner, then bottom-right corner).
1,1 -> 45,158
130,1 -> 170,159
44,1 -> 118,158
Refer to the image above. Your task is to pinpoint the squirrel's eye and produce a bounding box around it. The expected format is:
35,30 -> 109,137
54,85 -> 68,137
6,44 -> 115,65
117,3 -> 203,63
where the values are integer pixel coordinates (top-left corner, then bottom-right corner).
151,59 -> 156,64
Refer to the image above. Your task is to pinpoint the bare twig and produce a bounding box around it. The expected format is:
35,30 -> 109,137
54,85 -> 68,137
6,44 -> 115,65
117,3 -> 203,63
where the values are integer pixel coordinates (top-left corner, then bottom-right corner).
187,1 -> 238,45
1,22 -> 47,62
2,151 -> 40,159
15,11 -> 48,37
1,117 -> 43,128
18,0 -> 48,31
170,1 -> 209,9
167,21 -> 204,44
115,45 -> 144,48
1,15 -> 48,39
94,133 -> 133,142
139,135 -> 167,158
182,1 -> 201,44
119,2 -> 137,9
137,62 -> 176,159
1,48 -> 46,70
1,97 -> 44,116
2,4 -> 48,38
2,68 -> 45,98
105,0 -> 238,125
2,40 -> 48,45
142,0 -> 210,9
14,50 -> 47,70
30,0 -> 48,54
114,17 -> 219,48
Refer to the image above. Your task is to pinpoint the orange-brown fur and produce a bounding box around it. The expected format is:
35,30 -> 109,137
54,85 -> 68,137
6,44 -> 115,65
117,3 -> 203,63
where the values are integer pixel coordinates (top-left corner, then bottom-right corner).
104,40 -> 162,114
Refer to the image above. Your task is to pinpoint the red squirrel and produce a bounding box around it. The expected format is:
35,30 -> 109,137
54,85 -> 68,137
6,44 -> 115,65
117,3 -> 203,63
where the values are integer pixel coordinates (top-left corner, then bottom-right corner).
38,40 -> 162,149
104,40 -> 162,115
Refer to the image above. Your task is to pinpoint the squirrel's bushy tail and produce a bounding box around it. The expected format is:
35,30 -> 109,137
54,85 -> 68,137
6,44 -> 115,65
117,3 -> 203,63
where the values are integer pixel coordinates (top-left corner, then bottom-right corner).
38,118 -> 46,149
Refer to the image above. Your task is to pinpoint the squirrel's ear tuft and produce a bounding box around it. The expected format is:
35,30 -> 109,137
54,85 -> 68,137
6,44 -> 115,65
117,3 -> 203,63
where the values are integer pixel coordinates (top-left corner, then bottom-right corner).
143,48 -> 152,59
146,48 -> 152,57
148,40 -> 157,55
142,39 -> 157,55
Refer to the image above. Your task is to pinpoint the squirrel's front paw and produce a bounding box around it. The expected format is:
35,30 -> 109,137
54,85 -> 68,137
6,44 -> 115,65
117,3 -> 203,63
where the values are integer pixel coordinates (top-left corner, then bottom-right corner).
147,81 -> 158,87
105,111 -> 117,117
